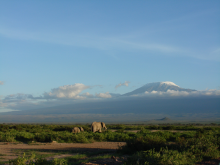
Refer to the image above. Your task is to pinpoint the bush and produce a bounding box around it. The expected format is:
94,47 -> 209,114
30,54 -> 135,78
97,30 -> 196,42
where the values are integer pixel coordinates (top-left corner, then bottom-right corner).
8,153 -> 67,165
121,129 -> 220,165
124,148 -> 197,165
120,135 -> 166,154
0,133 -> 15,142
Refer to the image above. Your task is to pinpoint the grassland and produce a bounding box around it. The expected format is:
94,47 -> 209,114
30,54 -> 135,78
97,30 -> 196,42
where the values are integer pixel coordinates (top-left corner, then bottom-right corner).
0,123 -> 220,165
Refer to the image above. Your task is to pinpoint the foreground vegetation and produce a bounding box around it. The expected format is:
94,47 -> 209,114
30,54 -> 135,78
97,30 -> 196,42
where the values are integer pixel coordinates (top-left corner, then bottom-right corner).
120,128 -> 220,164
0,123 -> 220,164
6,150 -> 121,165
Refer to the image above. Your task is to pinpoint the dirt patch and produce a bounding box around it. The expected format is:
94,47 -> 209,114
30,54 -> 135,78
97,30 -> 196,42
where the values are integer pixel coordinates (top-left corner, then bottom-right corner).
0,142 -> 126,164
196,158 -> 220,165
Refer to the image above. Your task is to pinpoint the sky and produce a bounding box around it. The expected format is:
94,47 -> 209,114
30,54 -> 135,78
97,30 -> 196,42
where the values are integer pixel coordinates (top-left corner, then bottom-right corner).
0,0 -> 220,113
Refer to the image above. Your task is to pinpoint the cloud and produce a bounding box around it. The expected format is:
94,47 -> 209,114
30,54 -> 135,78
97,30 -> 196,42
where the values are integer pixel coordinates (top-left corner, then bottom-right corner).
1,25 -> 219,61
0,81 -> 4,85
0,83 -> 95,111
43,83 -> 90,99
3,93 -> 36,103
0,27 -> 181,53
80,92 -> 94,98
3,84 -> 92,101
96,92 -> 112,98
143,89 -> 220,97
0,99 -> 7,107
1,81 -> 220,113
115,81 -> 130,89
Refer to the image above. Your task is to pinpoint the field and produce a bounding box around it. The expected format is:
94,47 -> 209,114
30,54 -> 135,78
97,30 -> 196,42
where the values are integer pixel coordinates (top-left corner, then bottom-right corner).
0,124 -> 220,165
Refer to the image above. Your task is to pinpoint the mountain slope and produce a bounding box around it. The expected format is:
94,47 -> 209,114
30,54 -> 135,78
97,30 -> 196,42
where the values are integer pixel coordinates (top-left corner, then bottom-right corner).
156,117 -> 171,121
123,81 -> 196,96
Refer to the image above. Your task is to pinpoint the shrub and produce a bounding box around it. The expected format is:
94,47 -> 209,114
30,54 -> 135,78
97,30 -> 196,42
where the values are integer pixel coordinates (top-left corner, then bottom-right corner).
0,133 -> 15,142
124,148 -> 197,165
8,153 -> 67,165
120,135 -> 166,154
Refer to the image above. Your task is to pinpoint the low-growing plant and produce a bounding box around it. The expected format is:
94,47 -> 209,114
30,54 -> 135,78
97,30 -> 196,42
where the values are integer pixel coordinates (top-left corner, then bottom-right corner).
120,130 -> 220,164
0,133 -> 15,142
120,135 -> 166,154
124,147 -> 198,165
8,153 -> 67,165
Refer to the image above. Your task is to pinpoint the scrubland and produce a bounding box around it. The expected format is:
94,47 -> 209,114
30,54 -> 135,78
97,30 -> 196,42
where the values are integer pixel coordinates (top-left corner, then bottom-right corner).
0,124 -> 220,165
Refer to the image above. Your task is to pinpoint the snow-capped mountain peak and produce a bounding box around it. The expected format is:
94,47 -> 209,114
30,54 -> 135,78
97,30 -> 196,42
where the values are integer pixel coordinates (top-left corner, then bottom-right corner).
123,81 -> 195,96
160,81 -> 179,87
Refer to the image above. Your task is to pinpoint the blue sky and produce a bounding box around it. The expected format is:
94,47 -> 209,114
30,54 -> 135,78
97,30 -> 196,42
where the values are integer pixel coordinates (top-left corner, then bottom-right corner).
0,0 -> 220,112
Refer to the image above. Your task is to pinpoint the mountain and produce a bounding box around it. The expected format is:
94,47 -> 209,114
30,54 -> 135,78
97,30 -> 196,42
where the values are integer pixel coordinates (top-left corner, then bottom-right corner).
1,81 -> 219,123
123,81 -> 196,96
109,93 -> 121,97
145,117 -> 172,123
156,117 -> 171,121
1,97 -> 219,123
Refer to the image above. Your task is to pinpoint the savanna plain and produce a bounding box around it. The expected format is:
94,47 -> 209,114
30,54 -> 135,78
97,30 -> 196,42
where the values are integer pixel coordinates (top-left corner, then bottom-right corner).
0,123 -> 220,165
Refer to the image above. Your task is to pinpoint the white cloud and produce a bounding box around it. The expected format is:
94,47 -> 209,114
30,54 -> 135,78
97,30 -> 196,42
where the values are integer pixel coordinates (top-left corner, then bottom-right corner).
43,83 -> 89,99
199,89 -> 220,96
0,83 -> 93,111
166,90 -> 190,96
0,108 -> 19,113
80,92 -> 94,98
96,92 -> 112,98
115,81 -> 130,89
1,80 -> 220,113
0,81 -> 4,85
143,89 -> 220,97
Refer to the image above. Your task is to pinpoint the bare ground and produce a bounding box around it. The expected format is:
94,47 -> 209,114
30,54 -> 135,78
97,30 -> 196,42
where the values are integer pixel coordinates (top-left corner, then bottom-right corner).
0,142 -> 126,165
196,159 -> 220,165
